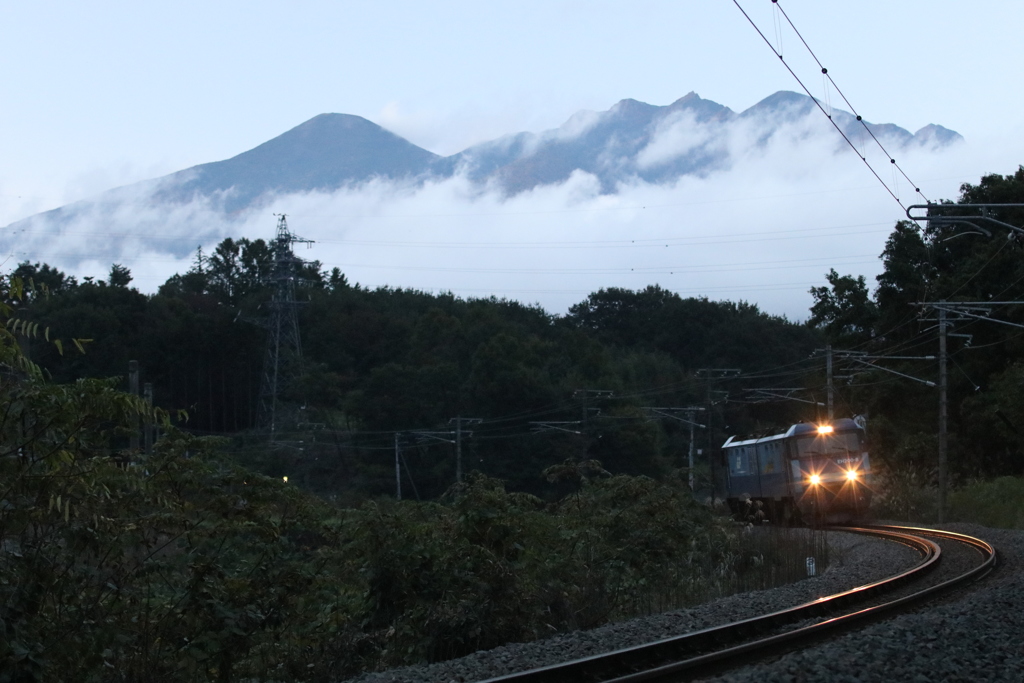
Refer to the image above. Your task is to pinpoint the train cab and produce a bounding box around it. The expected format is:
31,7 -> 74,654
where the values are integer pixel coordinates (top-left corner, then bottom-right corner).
722,418 -> 871,524
786,419 -> 871,522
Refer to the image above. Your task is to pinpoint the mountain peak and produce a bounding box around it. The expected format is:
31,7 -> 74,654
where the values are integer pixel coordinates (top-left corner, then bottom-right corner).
744,90 -> 815,115
609,98 -> 660,118
666,91 -> 734,122
669,91 -> 700,106
285,112 -> 387,137
7,90 -> 964,235
160,111 -> 440,211
913,123 -> 964,147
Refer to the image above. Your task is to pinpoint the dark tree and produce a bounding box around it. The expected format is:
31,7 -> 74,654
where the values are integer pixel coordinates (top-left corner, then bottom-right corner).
808,269 -> 878,346
108,263 -> 133,288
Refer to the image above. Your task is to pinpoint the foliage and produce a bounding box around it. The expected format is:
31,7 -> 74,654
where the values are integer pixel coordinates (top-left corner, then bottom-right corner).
869,462 -> 940,523
0,370 -> 793,682
14,162 -> 1024,680
0,305 -> 350,681
0,273 -> 347,682
0,270 -> 839,681
8,247 -> 824,500
949,477 -> 1024,529
567,285 -> 818,372
808,269 -> 878,346
807,166 -> 1024,494
345,471 -> 757,668
108,264 -> 133,288
874,220 -> 934,335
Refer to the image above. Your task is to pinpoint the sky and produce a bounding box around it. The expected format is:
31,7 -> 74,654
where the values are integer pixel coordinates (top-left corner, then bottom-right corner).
3,0 -> 1024,320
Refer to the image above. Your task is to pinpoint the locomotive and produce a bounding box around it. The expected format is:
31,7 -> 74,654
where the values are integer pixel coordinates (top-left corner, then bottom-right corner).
718,418 -> 871,524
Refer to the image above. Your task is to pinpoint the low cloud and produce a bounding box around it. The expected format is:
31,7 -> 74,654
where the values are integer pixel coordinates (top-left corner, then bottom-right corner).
636,110 -> 728,170
2,114 -> 1003,322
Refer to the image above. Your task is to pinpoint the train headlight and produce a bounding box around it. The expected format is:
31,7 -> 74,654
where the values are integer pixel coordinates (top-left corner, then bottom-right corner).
809,474 -> 821,486
846,469 -> 858,482
817,425 -> 834,435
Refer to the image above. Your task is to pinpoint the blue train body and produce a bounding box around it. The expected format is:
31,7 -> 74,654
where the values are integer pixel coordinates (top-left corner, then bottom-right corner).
719,418 -> 872,524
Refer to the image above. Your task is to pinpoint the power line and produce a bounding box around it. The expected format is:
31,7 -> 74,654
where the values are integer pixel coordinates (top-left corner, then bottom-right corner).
731,0 -> 928,210
326,253 -> 880,276
770,1 -> 928,203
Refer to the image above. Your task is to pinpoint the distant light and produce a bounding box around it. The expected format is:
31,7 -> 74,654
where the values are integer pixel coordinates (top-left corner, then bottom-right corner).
809,474 -> 821,486
282,476 -> 288,483
846,470 -> 858,481
817,425 -> 834,435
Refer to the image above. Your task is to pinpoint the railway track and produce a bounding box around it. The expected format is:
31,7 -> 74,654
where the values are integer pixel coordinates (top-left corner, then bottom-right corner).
478,525 -> 996,683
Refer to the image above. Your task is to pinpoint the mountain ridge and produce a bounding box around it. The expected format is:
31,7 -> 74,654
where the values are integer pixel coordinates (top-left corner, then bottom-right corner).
5,91 -> 963,232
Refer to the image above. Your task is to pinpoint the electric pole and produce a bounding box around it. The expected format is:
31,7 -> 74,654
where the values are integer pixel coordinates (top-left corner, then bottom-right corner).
395,432 -> 402,501
696,368 -> 740,501
129,360 -> 140,452
574,389 -> 613,424
812,347 -> 837,420
914,299 -> 1024,522
642,407 -> 705,490
144,382 -> 154,454
826,343 -> 834,421
449,417 -> 482,483
938,303 -> 948,523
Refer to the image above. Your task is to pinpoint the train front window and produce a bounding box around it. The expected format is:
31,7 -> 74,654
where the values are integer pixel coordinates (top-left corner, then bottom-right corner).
794,432 -> 861,458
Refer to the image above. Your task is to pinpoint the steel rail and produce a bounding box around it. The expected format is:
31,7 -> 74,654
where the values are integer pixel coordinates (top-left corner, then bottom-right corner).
478,525 -> 994,683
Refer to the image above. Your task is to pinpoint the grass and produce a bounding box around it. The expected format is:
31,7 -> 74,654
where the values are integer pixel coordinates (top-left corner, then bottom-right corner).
616,523 -> 831,619
870,469 -> 1024,529
948,476 -> 1024,529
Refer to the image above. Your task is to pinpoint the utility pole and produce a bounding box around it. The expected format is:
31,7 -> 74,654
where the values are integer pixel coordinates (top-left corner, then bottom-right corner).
826,344 -> 834,422
812,347 -> 837,420
938,303 -> 948,523
143,382 -> 154,454
410,430 -> 457,488
688,414 -> 698,491
914,299 -> 1024,521
394,432 -> 402,501
574,389 -> 614,424
642,407 -> 705,490
129,360 -> 140,452
449,417 -> 482,483
255,214 -> 314,441
696,369 -> 741,501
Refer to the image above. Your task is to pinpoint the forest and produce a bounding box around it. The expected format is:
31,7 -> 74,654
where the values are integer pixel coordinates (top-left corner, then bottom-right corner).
13,168 -> 1024,499
5,167 -> 1024,680
10,236 -> 823,500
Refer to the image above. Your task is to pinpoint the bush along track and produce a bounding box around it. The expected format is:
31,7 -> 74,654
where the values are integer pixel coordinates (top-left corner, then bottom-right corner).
0,343 -> 821,683
0,431 -> 791,683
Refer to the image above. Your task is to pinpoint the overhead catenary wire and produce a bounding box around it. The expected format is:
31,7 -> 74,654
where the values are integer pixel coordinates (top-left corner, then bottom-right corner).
325,253 -> 879,276
191,350 -> 842,445
771,1 -> 928,204
943,236 -> 1013,300
189,334 -> 951,454
731,0 -> 928,210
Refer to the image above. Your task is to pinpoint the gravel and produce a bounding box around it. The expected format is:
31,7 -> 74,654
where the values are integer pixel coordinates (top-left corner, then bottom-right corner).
701,523 -> 1024,682
340,529 -> 925,683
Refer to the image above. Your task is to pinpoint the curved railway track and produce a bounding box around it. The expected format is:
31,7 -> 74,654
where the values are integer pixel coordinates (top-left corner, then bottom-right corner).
479,525 -> 996,683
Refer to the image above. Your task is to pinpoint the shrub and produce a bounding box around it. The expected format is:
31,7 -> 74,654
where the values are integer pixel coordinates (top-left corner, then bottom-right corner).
949,476 -> 1024,529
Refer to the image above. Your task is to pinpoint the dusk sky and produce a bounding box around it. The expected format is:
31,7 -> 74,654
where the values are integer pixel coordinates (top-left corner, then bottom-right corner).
3,1 -> 1024,319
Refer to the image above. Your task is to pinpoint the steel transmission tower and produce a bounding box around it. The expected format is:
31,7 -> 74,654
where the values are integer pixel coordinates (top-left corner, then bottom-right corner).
256,214 -> 314,439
